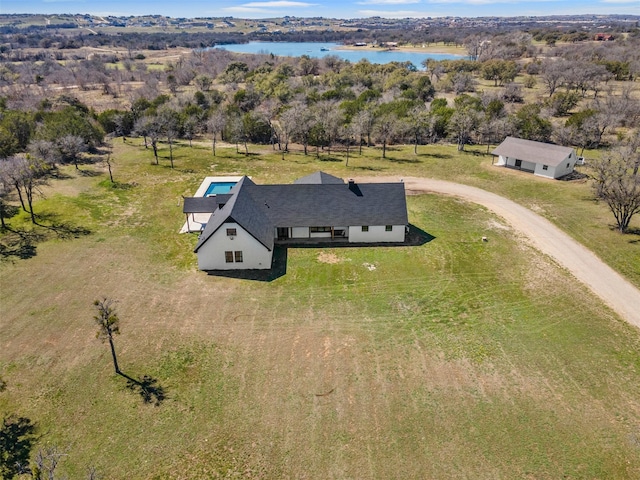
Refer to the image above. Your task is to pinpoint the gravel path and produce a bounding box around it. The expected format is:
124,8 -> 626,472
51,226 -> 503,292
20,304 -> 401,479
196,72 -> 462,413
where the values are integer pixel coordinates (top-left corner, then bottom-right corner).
356,175 -> 640,330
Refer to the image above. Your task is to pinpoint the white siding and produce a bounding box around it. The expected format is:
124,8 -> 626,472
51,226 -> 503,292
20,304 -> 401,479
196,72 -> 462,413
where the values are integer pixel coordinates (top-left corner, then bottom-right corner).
349,225 -> 405,243
548,152 -> 576,178
291,227 -> 309,238
197,222 -> 272,270
499,152 -> 576,179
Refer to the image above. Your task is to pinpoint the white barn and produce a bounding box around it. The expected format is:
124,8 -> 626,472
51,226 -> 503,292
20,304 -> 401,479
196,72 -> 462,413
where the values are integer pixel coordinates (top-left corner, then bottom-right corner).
492,137 -> 578,179
186,172 -> 408,271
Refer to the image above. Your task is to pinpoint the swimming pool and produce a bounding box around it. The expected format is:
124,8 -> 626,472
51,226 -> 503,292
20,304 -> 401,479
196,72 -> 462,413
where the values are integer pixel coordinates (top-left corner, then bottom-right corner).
205,182 -> 236,196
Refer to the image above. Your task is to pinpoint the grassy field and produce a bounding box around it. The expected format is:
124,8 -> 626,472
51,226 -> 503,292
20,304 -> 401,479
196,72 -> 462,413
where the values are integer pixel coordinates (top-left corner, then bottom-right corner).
1,140 -> 640,478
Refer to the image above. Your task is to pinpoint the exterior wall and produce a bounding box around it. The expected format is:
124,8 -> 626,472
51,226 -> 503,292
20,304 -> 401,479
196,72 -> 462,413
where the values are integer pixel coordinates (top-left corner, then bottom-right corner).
500,151 -> 577,180
533,163 -> 557,179
500,156 -> 536,172
348,225 -> 405,243
197,222 -> 272,270
546,151 -> 576,179
291,227 -> 309,238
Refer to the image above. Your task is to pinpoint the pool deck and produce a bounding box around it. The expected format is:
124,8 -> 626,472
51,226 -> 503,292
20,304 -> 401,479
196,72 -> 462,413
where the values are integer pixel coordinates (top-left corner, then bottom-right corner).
180,176 -> 245,234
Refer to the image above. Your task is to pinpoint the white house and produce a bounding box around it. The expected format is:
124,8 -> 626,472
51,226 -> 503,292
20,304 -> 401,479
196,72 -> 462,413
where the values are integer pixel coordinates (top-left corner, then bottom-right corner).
492,137 -> 578,179
186,172 -> 408,271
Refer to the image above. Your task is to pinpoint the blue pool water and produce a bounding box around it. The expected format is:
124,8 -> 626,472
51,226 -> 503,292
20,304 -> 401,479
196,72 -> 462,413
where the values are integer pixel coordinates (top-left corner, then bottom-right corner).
205,182 -> 236,196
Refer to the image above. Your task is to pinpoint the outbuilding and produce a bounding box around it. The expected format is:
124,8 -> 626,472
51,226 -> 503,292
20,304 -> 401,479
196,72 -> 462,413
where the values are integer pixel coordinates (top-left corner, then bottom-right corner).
492,137 -> 578,179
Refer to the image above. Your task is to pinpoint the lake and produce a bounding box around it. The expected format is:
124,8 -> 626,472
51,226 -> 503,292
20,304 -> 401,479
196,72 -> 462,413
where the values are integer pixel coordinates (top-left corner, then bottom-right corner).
213,42 -> 463,69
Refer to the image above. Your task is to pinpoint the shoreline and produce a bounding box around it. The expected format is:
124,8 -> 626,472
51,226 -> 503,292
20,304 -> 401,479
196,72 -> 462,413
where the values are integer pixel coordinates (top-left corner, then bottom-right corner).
333,43 -> 465,56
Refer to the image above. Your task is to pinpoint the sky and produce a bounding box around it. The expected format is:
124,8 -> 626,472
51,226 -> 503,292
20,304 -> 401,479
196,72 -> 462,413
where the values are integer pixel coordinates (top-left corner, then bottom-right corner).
1,0 -> 638,20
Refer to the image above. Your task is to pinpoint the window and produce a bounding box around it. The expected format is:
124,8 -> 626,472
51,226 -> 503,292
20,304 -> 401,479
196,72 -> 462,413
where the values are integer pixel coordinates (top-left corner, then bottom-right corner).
226,228 -> 237,236
567,162 -> 570,168
310,226 -> 332,233
225,251 -> 233,263
385,225 -> 393,232
542,165 -> 548,171
361,226 -> 369,232
234,251 -> 243,263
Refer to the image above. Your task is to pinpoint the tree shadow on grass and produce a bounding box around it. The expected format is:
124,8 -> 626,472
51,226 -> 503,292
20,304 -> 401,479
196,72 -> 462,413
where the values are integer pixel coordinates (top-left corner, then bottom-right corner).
353,165 -> 386,172
419,152 -> 453,160
624,228 -> 640,244
34,213 -> 91,240
319,155 -> 342,163
0,228 -> 43,260
386,156 -> 422,164
0,414 -> 38,479
118,371 -> 167,406
78,168 -> 103,177
0,213 -> 91,260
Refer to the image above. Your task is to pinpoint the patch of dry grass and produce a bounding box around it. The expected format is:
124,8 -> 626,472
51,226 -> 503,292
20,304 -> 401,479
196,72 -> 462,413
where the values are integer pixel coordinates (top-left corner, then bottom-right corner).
1,143 -> 640,478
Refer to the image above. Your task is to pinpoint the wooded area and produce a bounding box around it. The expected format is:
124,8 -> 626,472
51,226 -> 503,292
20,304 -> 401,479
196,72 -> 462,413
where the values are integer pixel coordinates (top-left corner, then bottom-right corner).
1,19 -> 640,229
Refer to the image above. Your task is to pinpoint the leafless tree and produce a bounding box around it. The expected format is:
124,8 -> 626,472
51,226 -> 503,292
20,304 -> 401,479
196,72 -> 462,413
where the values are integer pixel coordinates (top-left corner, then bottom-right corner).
592,140 -> 640,233
374,113 -> 401,159
207,110 -> 227,157
93,297 -> 121,374
57,135 -> 86,170
540,60 -> 566,97
28,140 -> 60,168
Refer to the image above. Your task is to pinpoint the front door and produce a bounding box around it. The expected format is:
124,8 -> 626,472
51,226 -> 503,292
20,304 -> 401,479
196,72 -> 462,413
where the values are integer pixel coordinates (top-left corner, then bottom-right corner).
515,159 -> 522,168
277,227 -> 289,240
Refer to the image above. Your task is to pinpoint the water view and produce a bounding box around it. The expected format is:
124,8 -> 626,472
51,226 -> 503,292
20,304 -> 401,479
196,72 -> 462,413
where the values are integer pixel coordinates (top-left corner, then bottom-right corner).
214,42 -> 463,69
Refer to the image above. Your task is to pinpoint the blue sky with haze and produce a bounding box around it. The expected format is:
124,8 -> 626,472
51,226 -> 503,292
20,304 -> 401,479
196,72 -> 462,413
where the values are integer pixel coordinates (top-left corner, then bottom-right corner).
2,0 -> 638,19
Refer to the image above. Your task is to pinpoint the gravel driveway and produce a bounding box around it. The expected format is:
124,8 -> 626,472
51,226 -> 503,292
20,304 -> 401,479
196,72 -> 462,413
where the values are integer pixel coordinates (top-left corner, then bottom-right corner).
356,176 -> 640,330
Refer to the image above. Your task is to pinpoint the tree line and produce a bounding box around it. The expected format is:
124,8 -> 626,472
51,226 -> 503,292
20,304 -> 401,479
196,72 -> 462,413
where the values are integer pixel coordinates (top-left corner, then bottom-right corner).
1,27 -> 639,231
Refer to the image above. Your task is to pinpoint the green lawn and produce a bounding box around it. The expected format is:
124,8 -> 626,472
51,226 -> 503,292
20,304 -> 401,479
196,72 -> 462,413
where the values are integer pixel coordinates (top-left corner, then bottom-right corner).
1,140 -> 640,478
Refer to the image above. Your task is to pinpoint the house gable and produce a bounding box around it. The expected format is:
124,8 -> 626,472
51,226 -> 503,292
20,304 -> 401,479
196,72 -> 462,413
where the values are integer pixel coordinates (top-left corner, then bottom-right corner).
188,172 -> 409,270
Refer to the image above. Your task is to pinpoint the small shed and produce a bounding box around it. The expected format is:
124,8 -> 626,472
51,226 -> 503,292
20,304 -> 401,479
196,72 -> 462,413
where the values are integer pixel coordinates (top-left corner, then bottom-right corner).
492,137 -> 577,179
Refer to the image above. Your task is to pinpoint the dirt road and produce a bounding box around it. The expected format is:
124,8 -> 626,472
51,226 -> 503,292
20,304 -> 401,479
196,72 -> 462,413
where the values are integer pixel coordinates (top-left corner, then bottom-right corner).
356,176 -> 640,330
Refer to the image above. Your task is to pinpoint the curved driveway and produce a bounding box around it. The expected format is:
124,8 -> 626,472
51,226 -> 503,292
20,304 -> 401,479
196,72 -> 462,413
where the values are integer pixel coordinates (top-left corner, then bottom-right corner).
356,176 -> 640,330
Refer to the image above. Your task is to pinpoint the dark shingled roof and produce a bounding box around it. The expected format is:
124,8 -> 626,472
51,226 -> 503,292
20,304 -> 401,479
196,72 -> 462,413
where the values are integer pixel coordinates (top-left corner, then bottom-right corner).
293,171 -> 345,184
193,173 -> 407,253
194,177 -> 274,252
492,137 -> 574,167
183,197 -> 220,214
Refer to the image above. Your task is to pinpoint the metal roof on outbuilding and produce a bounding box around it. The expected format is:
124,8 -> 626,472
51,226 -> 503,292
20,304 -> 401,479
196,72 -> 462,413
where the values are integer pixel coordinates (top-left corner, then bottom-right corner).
492,137 -> 574,167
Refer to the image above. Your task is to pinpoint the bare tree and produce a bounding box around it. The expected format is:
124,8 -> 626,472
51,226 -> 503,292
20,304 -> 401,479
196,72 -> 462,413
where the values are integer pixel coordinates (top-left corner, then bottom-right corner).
207,110 -> 227,157
93,297 -> 121,374
406,105 -> 430,154
3,156 -> 46,224
540,60 -> 566,97
284,102 -> 314,155
353,109 -> 375,151
0,162 -> 14,230
592,142 -> 640,233
32,445 -> 69,480
28,140 -> 59,168
374,114 -> 400,159
449,107 -> 480,151
157,107 -> 180,169
57,135 -> 86,170
314,101 -> 342,157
